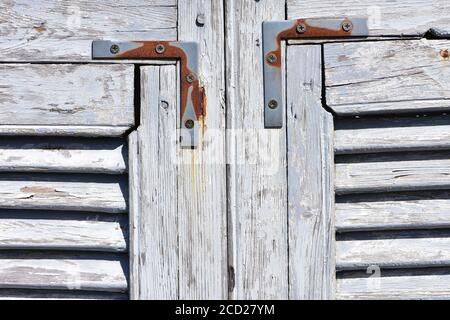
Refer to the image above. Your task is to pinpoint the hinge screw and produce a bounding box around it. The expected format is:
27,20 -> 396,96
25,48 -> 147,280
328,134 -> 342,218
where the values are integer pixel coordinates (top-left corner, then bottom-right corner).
185,119 -> 195,129
341,20 -> 353,32
186,73 -> 196,83
268,99 -> 278,109
155,44 -> 166,54
110,44 -> 120,54
296,23 -> 307,34
266,53 -> 277,64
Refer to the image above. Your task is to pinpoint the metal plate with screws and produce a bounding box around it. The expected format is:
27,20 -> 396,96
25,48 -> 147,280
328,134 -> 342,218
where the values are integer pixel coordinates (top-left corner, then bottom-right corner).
92,40 -> 202,148
262,17 -> 369,128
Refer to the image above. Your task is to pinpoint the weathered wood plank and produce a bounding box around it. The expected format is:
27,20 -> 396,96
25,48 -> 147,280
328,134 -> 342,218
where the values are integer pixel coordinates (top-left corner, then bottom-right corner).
0,64 -> 134,131
0,212 -> 127,252
336,197 -> 450,232
286,45 -> 335,299
336,154 -> 450,194
0,138 -> 126,174
135,66 -> 178,299
335,116 -> 450,154
0,174 -> 127,213
0,253 -> 127,292
337,275 -> 450,300
0,0 -> 177,61
337,238 -> 450,270
225,0 -> 288,299
288,0 -> 450,36
324,40 -> 450,115
0,125 -> 130,137
0,289 -> 127,300
178,0 -> 227,299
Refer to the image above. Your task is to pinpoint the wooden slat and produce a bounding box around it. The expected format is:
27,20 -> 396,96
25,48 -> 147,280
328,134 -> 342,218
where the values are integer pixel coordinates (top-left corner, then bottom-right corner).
225,0 -> 288,299
336,197 -> 450,232
324,40 -> 450,115
288,0 -> 450,36
0,138 -> 126,174
286,45 -> 335,299
178,0 -> 227,299
0,289 -> 127,300
336,154 -> 450,194
0,212 -> 127,252
337,238 -> 450,270
0,0 -> 177,61
0,174 -> 127,213
337,275 -> 450,300
0,254 -> 127,292
0,125 -> 130,137
0,64 -> 134,134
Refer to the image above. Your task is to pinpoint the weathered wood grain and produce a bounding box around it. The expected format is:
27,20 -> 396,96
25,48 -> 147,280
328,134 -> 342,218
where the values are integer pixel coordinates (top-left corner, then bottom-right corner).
0,138 -> 126,174
0,125 -> 130,137
225,0 -> 288,299
336,154 -> 450,194
335,116 -> 450,154
0,0 -> 177,61
178,0 -> 227,299
324,40 -> 450,115
286,46 -> 335,299
0,174 -> 127,213
337,275 -> 450,300
0,289 -> 127,300
0,64 -> 134,132
288,0 -> 450,36
337,237 -> 450,270
0,253 -> 127,292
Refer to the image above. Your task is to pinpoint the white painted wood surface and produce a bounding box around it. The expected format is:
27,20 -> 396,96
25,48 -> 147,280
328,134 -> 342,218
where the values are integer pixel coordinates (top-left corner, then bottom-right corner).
0,138 -> 126,173
337,275 -> 450,300
0,174 -> 127,213
288,0 -> 450,36
225,0 -> 288,299
0,64 -> 134,133
324,40 -> 450,115
0,0 -> 177,61
286,46 -> 335,299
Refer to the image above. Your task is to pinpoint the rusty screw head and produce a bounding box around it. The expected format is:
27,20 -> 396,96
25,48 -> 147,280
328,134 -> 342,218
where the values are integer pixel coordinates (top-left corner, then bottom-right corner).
296,23 -> 307,34
266,53 -> 277,64
341,20 -> 353,32
184,119 -> 195,129
268,99 -> 278,109
110,44 -> 120,54
155,44 -> 166,54
186,73 -> 196,83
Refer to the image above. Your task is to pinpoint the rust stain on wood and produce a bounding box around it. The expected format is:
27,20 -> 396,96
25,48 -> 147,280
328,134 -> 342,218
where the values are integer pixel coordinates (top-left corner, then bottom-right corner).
20,186 -> 56,193
440,49 -> 449,60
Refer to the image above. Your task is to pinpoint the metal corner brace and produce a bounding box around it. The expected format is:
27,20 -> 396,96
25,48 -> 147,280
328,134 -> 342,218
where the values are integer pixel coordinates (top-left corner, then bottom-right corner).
92,40 -> 202,148
263,17 -> 369,128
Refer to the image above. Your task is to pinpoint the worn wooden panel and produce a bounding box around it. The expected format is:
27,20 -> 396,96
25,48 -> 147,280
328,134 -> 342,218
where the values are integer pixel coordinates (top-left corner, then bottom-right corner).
337,275 -> 450,300
324,40 -> 450,115
335,116 -> 450,154
0,0 -> 177,61
178,0 -> 227,299
336,153 -> 450,194
0,212 -> 127,252
0,64 -> 134,133
0,289 -> 127,300
0,174 -> 127,213
288,0 -> 450,36
0,138 -> 126,173
286,46 -> 335,299
0,253 -> 127,292
225,0 -> 288,299
337,238 -> 450,270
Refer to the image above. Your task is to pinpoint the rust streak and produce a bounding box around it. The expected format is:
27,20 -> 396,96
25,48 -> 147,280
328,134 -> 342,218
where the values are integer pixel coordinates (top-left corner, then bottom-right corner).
20,186 -> 56,194
440,49 -> 449,60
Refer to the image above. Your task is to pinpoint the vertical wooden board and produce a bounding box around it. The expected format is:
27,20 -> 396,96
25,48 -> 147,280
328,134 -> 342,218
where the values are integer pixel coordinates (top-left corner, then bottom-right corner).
178,0 -> 227,299
286,45 -> 335,299
133,66 -> 178,299
225,0 -> 288,299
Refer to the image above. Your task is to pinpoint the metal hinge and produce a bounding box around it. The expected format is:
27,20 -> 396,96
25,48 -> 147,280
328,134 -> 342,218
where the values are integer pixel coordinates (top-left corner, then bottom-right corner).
263,17 -> 369,128
92,40 -> 202,148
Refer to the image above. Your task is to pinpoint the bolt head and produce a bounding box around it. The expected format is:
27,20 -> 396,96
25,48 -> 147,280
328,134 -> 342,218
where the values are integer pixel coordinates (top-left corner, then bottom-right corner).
185,119 -> 195,129
296,23 -> 307,34
186,73 -> 196,83
155,44 -> 166,54
266,53 -> 277,64
341,20 -> 353,32
110,44 -> 120,54
268,99 -> 278,109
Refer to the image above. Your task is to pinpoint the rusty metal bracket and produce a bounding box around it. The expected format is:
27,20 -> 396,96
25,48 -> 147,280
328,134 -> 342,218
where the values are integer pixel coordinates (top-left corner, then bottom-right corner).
263,18 -> 369,128
92,40 -> 202,148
